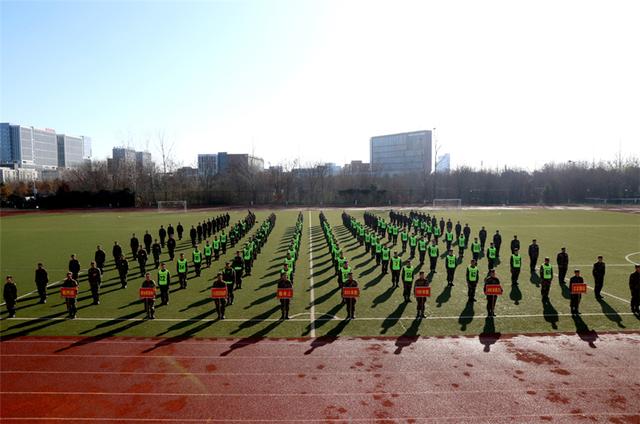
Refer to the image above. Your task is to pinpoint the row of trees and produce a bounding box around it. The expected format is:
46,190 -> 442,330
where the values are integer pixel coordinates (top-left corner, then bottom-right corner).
1,157 -> 638,208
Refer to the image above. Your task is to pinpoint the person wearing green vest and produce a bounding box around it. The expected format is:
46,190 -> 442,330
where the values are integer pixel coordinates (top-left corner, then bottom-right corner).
358,225 -> 365,246
391,252 -> 402,288
458,234 -> 466,258
400,230 -> 409,252
336,252 -> 346,274
141,272 -> 156,319
285,253 -> 295,274
339,261 -> 352,289
418,238 -> 427,264
428,240 -> 439,273
220,231 -> 227,254
426,222 -> 433,241
157,262 -> 171,305
510,248 -> 522,286
222,262 -> 237,305
433,225 -> 441,243
471,237 -> 481,261
365,232 -> 372,253
445,249 -> 458,287
243,244 -> 253,276
281,263 -> 293,283
176,253 -> 188,289
204,241 -> 213,268
401,260 -> 414,303
375,239 -> 383,266
371,236 -> 378,260
487,242 -> 497,271
192,246 -> 203,277
212,237 -> 221,261
466,259 -> 480,302
445,231 -> 454,251
539,257 -> 553,301
409,234 -> 418,259
381,245 -> 391,274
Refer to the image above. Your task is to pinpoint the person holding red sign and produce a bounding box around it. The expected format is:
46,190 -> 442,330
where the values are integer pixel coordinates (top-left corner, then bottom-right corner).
343,273 -> 358,320
569,269 -> 584,315
212,273 -> 227,320
3,276 -> 17,318
484,269 -> 500,317
61,272 -> 78,319
277,271 -> 293,320
414,271 -> 430,318
141,272 -> 156,319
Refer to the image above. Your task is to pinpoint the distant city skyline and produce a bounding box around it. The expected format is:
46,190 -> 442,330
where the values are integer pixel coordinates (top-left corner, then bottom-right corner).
2,1 -> 639,171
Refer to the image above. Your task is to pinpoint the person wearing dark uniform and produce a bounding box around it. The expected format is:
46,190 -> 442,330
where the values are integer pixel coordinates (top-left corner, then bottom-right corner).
557,247 -> 569,285
112,242 -> 123,265
222,262 -> 236,306
428,240 -> 439,273
418,237 -> 427,264
151,240 -> 162,269
592,256 -> 606,300
212,273 -> 227,320
414,271 -> 429,318
479,226 -> 487,251
137,247 -> 148,277
69,254 -> 80,281
189,226 -> 197,247
62,272 -> 78,319
167,224 -> 175,241
231,252 -> 244,290
159,225 -> 167,248
540,257 -> 553,302
141,273 -> 156,319
493,230 -> 502,258
510,248 -> 522,286
466,259 -> 480,302
409,233 -> 418,259
3,276 -> 17,318
528,239 -> 539,273
176,253 -> 188,289
277,272 -> 293,320
400,230 -> 408,252
629,265 -> 640,315
471,237 -> 481,261
486,243 -> 497,271
87,261 -> 102,305
391,252 -> 402,288
457,233 -> 466,258
192,246 -> 203,277
455,221 -> 462,241
94,245 -> 106,273
343,273 -> 358,320
463,224 -> 471,243
510,235 -> 520,254
197,222 -> 203,243
213,237 -> 221,261
117,255 -> 129,288
167,236 -> 176,261
445,249 -> 457,287
484,269 -> 500,317
157,262 -> 170,305
401,260 -> 414,303
568,269 -> 583,315
220,231 -> 228,254
34,263 -> 49,303
381,245 -> 390,274
130,234 -> 139,260
177,222 -> 184,240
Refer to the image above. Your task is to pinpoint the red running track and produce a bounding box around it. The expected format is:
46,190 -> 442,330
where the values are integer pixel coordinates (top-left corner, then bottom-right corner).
1,333 -> 639,423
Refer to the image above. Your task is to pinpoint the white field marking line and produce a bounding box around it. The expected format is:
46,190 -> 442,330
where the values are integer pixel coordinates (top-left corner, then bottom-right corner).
625,251 -> 640,265
0,387 -> 615,397
290,312 -> 342,320
2,414 -> 639,423
3,366 -> 638,376
1,311 -> 637,324
307,211 -> 316,337
554,272 -> 630,304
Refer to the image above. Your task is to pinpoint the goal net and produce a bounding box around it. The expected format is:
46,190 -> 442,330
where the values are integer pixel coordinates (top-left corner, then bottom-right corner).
157,200 -> 187,212
433,198 -> 462,209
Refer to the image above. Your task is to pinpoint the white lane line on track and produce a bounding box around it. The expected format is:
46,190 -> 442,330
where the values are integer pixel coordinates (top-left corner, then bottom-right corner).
308,211 -> 316,337
625,251 -> 640,265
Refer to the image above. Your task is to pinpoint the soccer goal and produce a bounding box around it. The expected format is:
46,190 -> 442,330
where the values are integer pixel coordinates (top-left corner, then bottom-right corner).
433,198 -> 462,209
157,200 -> 187,212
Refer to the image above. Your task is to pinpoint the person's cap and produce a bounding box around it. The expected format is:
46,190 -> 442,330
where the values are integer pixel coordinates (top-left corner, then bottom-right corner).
561,247 -> 566,250
545,257 -> 550,260
597,255 -> 603,259
574,269 -> 580,272
489,268 -> 496,273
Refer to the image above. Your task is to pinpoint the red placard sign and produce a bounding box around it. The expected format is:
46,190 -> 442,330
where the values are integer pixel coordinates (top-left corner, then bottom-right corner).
414,286 -> 431,297
342,287 -> 360,298
277,288 -> 293,299
211,287 -> 228,299
571,283 -> 587,294
139,287 -> 156,299
484,284 -> 503,295
60,287 -> 78,298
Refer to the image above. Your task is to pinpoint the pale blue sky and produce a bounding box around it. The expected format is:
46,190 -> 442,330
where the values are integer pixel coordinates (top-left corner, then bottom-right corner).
2,0 -> 639,169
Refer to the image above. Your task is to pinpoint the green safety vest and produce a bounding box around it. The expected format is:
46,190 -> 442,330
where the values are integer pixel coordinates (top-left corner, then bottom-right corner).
177,259 -> 187,273
192,251 -> 202,263
458,236 -> 466,248
433,227 -> 441,236
428,245 -> 439,257
391,257 -> 402,271
204,245 -> 212,256
472,242 -> 481,253
220,234 -> 227,243
158,269 -> 169,285
337,257 -> 346,269
401,232 -> 408,241
403,266 -> 414,282
446,255 -> 457,269
375,243 -> 382,253
281,268 -> 292,280
244,249 -> 251,260
418,240 -> 427,251
382,248 -> 390,261
392,226 -> 398,235
446,232 -> 453,241
488,247 -> 496,259
542,264 -> 553,280
365,234 -> 371,243
213,239 -> 220,249
512,254 -> 522,268
426,224 -> 432,234
467,266 -> 478,282
409,236 -> 417,247
340,267 -> 351,281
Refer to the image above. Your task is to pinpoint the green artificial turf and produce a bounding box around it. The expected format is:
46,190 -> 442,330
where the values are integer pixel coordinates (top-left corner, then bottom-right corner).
1,208 -> 639,339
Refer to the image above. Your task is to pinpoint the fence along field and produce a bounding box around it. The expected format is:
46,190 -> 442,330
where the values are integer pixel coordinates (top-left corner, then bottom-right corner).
0,208 -> 638,339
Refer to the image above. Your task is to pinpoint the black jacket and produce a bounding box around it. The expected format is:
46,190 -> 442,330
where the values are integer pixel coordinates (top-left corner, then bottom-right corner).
592,262 -> 606,278
3,282 -> 17,303
629,271 -> 640,293
95,249 -> 106,264
35,268 -> 48,285
557,252 -> 569,267
528,243 -> 539,258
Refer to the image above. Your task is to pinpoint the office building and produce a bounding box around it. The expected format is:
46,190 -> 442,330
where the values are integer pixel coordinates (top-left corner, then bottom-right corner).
135,151 -> 152,170
435,153 -> 451,173
198,154 -> 218,178
217,152 -> 264,174
0,124 -> 58,169
370,130 -> 432,175
82,136 -> 92,159
57,134 -> 84,168
0,167 -> 17,183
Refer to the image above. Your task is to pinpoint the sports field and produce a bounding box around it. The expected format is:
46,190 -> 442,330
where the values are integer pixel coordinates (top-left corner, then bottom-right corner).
1,207 -> 639,339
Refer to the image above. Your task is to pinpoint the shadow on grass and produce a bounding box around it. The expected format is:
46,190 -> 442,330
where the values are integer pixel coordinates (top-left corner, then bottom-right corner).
597,298 -> 625,328
509,284 -> 522,305
372,285 -> 396,309
542,298 -> 559,330
458,300 -> 475,331
478,317 -> 500,352
435,284 -> 452,307
381,301 -> 408,334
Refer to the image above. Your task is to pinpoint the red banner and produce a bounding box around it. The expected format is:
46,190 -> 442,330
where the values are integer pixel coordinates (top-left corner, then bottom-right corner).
571,283 -> 587,294
484,284 -> 503,295
139,287 -> 156,299
211,287 -> 228,299
342,287 -> 360,298
414,286 -> 431,297
277,288 -> 293,299
60,287 -> 78,298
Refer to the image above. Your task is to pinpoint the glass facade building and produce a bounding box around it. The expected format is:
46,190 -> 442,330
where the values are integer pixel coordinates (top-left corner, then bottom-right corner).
57,134 -> 84,168
370,130 -> 432,175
